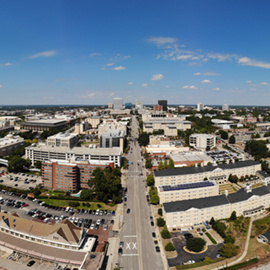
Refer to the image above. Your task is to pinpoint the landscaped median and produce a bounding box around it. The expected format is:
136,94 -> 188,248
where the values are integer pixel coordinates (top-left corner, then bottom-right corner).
205,232 -> 217,244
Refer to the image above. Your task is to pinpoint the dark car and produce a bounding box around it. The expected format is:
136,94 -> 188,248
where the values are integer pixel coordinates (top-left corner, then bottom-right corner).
155,246 -> 160,252
151,221 -> 154,226
27,260 -> 36,267
152,232 -> 156,238
118,248 -> 123,255
127,208 -> 130,214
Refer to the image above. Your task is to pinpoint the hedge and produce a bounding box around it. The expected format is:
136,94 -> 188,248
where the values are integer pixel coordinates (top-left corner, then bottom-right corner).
205,232 -> 217,244
222,258 -> 258,270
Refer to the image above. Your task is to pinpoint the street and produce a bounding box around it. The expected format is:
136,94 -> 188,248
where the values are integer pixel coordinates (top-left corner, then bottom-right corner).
117,116 -> 164,270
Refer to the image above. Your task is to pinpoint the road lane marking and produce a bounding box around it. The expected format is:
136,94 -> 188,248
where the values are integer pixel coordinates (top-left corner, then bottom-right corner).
123,235 -> 137,237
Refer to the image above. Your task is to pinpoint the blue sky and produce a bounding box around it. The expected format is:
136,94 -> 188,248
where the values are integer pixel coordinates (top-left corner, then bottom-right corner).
1,0 -> 270,106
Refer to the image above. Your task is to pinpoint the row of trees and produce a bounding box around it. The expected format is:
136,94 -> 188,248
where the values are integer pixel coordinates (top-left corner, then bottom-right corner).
158,159 -> 174,170
82,167 -> 122,203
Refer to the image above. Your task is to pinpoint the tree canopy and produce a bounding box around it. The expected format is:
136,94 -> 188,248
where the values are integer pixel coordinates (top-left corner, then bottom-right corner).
186,237 -> 206,252
87,167 -> 122,203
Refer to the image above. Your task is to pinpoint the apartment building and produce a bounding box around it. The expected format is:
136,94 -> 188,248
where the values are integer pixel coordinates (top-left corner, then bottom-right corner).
100,129 -> 125,151
47,132 -> 79,148
163,183 -> 270,230
157,181 -> 219,204
189,134 -> 216,150
98,119 -> 127,138
0,134 -> 24,156
143,119 -> 191,136
154,160 -> 261,186
26,144 -> 122,167
42,159 -> 114,191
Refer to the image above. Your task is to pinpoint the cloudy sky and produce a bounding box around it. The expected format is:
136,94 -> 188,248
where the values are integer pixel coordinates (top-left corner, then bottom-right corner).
1,0 -> 270,105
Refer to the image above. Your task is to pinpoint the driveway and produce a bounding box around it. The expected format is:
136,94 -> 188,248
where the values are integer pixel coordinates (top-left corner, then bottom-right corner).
168,232 -> 223,267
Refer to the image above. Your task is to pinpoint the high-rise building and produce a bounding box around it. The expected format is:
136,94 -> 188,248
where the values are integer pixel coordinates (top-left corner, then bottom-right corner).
135,100 -> 144,109
158,100 -> 167,111
113,97 -> 123,110
197,103 -> 204,112
125,102 -> 132,109
222,104 -> 229,111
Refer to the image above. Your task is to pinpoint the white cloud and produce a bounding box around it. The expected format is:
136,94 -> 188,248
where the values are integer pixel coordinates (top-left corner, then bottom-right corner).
42,96 -> 54,100
201,79 -> 211,83
109,92 -> 114,97
4,63 -> 13,66
146,37 -> 178,46
112,66 -> 126,71
111,54 -> 130,61
207,53 -> 236,62
107,63 -> 114,66
0,85 -> 2,88
238,57 -> 270,69
29,50 -> 58,59
80,93 -> 96,99
246,80 -> 252,83
89,52 -> 100,57
183,85 -> 198,90
194,71 -> 220,76
213,88 -> 220,91
128,82 -> 134,85
151,74 -> 164,81
142,83 -> 148,87
261,82 -> 269,85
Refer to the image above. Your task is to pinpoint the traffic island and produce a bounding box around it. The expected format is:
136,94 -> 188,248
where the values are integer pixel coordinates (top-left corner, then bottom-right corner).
183,245 -> 208,254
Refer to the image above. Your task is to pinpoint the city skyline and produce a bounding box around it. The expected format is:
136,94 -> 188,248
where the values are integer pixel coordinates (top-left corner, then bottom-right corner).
1,0 -> 270,105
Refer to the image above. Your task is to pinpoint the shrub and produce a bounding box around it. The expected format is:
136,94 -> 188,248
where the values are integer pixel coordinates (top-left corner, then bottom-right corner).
165,242 -> 175,251
219,243 -> 238,258
157,217 -> 166,227
186,237 -> 206,252
158,208 -> 163,216
161,229 -> 171,239
205,232 -> 217,244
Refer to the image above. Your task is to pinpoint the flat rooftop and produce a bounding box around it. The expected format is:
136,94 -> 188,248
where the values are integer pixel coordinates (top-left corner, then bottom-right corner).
159,181 -> 215,193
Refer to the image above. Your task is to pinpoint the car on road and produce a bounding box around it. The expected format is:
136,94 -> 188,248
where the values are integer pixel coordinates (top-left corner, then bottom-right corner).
119,241 -> 124,248
27,260 -> 36,267
152,232 -> 156,238
151,221 -> 154,226
118,248 -> 123,255
155,246 -> 160,252
154,239 -> 158,245
127,208 -> 130,214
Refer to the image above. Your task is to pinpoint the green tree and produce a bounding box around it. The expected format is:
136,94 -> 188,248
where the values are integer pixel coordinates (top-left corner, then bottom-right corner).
165,242 -> 175,251
204,256 -> 212,264
230,211 -> 237,221
7,156 -> 31,173
158,208 -> 163,216
164,159 -> 168,169
146,174 -> 155,186
145,159 -> 152,169
150,194 -> 159,204
186,237 -> 206,252
228,174 -> 239,183
245,140 -> 269,159
220,130 -> 228,140
219,243 -> 238,258
34,160 -> 42,169
169,158 -> 174,169
80,189 -> 94,200
229,135 -> 236,144
138,132 -> 150,146
161,229 -> 171,239
157,217 -> 166,227
158,161 -> 165,171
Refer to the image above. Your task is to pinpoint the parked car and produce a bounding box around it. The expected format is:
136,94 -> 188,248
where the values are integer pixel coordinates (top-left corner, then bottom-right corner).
27,260 -> 36,267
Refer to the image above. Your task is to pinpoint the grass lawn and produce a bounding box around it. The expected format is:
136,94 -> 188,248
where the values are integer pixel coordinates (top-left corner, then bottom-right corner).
42,198 -> 116,211
254,214 -> 270,226
245,237 -> 270,260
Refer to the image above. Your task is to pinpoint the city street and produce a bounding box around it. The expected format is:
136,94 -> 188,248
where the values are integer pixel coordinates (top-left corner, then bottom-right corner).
117,116 -> 164,270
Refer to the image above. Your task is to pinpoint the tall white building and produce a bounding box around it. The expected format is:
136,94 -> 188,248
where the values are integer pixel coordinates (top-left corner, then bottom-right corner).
197,103 -> 204,112
113,97 -> 123,110
189,134 -> 216,150
222,104 -> 229,111
135,100 -> 144,110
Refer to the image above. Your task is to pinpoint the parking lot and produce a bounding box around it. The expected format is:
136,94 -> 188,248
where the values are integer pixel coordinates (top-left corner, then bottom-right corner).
0,191 -> 115,233
168,231 -> 223,267
0,171 -> 42,190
